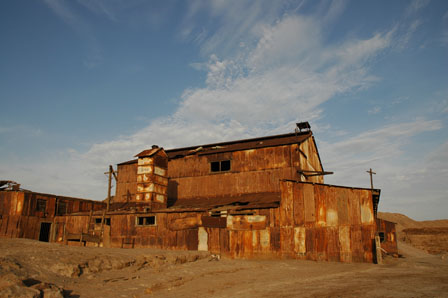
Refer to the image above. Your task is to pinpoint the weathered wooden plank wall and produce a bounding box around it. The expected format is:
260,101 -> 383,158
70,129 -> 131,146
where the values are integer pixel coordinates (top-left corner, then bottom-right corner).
298,137 -> 324,183
116,142 -> 325,203
115,163 -> 138,202
281,181 -> 376,263
0,191 -> 105,240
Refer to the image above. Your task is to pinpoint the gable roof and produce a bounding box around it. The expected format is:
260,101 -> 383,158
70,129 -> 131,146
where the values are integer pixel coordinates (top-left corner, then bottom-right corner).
118,131 -> 313,165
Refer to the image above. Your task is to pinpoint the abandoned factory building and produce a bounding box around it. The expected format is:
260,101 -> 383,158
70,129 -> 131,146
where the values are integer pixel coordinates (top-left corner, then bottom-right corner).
0,123 -> 398,262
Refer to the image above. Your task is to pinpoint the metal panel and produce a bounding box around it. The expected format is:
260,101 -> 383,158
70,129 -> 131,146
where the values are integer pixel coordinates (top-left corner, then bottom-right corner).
303,183 -> 315,224
280,181 -> 294,227
293,183 -> 305,226
315,185 -> 326,227
201,216 -> 227,228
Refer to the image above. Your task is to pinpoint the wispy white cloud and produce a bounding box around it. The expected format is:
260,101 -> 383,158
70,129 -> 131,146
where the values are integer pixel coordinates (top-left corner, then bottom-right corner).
320,119 -> 445,219
368,106 -> 381,115
44,0 -> 103,68
32,11 -> 394,198
405,0 -> 431,17
396,19 -> 423,49
0,125 -> 43,137
76,0 -> 118,21
179,1 -> 286,56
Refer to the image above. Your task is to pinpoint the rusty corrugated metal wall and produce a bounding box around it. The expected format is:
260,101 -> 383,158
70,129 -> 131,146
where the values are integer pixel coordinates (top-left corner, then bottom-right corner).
56,181 -> 377,263
115,136 -> 324,203
0,191 -> 105,240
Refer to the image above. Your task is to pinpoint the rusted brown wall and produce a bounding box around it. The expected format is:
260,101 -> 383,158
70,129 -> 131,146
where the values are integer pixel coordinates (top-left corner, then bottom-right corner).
376,218 -> 398,255
281,181 -> 376,263
170,168 -> 295,200
0,191 -> 105,240
115,163 -> 138,202
116,142 -> 324,202
56,212 -> 200,250
298,137 -> 324,184
200,181 -> 375,262
57,182 -> 376,263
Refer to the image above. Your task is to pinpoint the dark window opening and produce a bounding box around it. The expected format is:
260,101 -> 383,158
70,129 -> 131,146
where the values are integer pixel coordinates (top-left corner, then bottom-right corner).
210,160 -> 231,172
137,216 -> 156,226
36,199 -> 47,213
379,232 -> 385,243
56,201 -> 67,215
95,218 -> 111,225
221,160 -> 231,171
211,161 -> 220,172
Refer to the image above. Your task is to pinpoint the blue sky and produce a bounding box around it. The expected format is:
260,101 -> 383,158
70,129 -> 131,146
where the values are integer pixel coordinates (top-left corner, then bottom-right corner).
1,0 -> 447,220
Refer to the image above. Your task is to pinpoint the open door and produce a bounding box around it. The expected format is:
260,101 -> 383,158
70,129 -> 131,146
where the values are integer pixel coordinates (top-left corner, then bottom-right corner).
39,222 -> 51,242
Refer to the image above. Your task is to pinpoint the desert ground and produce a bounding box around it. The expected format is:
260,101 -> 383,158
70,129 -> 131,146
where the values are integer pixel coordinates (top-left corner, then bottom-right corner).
1,213 -> 448,298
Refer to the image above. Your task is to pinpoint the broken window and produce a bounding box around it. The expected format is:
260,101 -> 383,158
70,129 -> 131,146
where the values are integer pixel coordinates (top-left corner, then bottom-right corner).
95,218 -> 111,225
379,232 -> 385,243
136,216 -> 156,226
36,199 -> 46,213
210,160 -> 231,172
56,201 -> 67,215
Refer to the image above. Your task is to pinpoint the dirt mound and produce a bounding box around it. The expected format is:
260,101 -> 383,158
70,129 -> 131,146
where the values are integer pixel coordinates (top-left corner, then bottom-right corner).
378,212 -> 448,255
2,237 -> 448,297
0,238 -> 209,297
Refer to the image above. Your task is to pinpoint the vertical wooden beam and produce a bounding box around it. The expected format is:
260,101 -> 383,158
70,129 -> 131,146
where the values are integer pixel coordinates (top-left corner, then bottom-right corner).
88,209 -> 93,233
375,235 -> 382,264
107,165 -> 113,212
366,168 -> 376,189
100,208 -> 106,246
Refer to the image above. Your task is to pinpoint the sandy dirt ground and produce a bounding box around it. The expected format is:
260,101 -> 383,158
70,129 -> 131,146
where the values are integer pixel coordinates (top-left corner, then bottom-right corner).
1,237 -> 448,298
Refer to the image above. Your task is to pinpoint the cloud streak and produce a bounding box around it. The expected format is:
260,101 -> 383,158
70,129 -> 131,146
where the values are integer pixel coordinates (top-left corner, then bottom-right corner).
30,9 -> 395,200
44,0 -> 103,68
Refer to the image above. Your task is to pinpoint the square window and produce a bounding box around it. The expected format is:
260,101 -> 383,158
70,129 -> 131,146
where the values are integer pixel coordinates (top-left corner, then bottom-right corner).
95,218 -> 111,225
57,201 -> 67,215
36,199 -> 46,212
137,216 -> 156,226
211,161 -> 220,172
210,160 -> 231,172
220,160 -> 231,171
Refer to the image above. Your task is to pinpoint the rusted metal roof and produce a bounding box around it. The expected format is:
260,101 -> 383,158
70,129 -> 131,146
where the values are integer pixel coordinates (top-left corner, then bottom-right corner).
119,131 -> 312,165
107,192 -> 280,213
168,192 -> 281,211
135,147 -> 162,158
166,131 -> 312,158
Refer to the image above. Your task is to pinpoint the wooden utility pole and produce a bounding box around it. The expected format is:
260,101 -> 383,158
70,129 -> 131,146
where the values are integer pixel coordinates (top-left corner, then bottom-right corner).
366,168 -> 376,189
106,165 -> 113,212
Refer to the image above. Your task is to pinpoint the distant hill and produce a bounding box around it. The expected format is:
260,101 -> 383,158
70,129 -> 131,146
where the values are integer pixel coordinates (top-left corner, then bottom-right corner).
378,212 -> 448,255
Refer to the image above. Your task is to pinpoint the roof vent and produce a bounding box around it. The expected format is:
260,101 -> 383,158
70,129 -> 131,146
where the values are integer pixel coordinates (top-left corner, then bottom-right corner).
152,145 -> 159,149
296,122 -> 311,133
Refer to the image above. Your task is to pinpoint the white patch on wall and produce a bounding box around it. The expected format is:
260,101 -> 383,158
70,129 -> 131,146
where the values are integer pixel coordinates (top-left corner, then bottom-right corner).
198,227 -> 208,251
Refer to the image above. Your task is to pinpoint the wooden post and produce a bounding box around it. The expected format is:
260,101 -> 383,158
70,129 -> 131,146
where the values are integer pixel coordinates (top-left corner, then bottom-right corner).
87,209 -> 93,234
100,209 -> 106,244
106,165 -> 113,212
375,235 -> 383,264
366,168 -> 376,189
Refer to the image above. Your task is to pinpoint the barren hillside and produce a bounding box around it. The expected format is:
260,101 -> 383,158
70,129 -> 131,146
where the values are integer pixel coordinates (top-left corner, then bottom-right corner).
378,212 -> 448,255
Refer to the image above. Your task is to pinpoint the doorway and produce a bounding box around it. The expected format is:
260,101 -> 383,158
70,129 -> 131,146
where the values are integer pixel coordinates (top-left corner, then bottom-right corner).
39,222 -> 51,242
